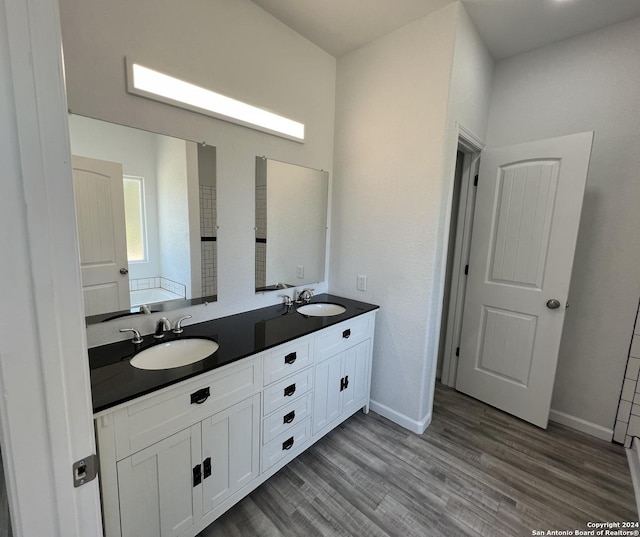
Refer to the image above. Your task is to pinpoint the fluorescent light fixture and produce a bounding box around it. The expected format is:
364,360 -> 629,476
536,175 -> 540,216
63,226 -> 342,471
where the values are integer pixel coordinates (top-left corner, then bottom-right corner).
126,59 -> 305,142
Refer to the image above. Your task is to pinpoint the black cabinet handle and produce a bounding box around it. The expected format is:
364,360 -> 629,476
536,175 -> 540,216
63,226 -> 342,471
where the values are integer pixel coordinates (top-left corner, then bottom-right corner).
283,410 -> 295,424
193,464 -> 202,487
284,384 -> 296,397
284,352 -> 297,365
343,329 -> 351,339
340,376 -> 350,392
203,457 -> 211,479
190,387 -> 210,405
282,437 -> 294,451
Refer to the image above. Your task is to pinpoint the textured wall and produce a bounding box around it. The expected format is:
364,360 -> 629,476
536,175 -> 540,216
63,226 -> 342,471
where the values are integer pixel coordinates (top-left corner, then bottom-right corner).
331,3 -> 494,430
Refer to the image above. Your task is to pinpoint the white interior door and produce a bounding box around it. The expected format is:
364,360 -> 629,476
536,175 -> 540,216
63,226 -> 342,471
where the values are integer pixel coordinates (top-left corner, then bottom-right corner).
72,155 -> 130,315
456,132 -> 593,428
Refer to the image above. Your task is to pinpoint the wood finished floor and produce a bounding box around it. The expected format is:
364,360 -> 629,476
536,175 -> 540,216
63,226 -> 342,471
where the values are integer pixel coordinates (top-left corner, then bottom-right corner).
198,384 -> 637,537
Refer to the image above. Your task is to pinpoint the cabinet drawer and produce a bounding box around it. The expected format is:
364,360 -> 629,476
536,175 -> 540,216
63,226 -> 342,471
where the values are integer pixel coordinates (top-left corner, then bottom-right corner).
263,337 -> 312,386
263,368 -> 313,416
316,314 -> 371,362
262,418 -> 311,472
262,392 -> 313,445
113,357 -> 261,460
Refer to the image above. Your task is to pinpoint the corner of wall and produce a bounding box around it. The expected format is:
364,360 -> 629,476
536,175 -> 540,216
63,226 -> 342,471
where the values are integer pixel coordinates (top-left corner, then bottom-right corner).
369,399 -> 432,435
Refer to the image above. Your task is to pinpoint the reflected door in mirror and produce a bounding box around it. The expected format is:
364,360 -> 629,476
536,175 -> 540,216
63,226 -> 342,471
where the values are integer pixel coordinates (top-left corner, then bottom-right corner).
72,155 -> 131,316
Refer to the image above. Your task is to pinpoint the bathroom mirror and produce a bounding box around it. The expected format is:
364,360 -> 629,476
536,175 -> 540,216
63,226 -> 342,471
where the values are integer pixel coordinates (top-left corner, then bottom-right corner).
255,157 -> 329,292
69,115 -> 217,324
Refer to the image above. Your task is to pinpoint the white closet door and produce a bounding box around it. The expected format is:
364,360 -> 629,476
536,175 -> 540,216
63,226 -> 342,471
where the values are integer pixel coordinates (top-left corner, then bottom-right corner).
456,132 -> 592,428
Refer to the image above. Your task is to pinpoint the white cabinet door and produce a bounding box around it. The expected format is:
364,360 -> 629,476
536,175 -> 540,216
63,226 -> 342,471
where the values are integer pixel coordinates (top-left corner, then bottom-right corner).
341,340 -> 370,415
313,354 -> 343,434
117,425 -> 200,537
456,133 -> 592,428
201,394 -> 260,514
314,339 -> 372,435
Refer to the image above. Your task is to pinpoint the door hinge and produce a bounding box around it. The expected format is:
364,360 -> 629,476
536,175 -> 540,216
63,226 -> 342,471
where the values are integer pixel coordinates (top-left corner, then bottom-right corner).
474,174 -> 478,186
455,347 -> 460,357
73,454 -> 98,488
464,265 -> 469,276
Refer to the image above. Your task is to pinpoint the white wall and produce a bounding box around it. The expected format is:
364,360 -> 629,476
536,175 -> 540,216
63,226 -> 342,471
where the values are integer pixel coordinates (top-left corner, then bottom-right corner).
330,2 -> 492,431
486,17 -> 640,430
156,137 -> 191,296
265,160 -> 328,287
59,0 -> 336,346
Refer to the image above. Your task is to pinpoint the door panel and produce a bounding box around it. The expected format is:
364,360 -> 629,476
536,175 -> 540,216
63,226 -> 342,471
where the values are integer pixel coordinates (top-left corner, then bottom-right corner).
72,155 -> 130,315
313,354 -> 342,433
201,395 -> 260,514
489,161 -> 558,288
342,340 -> 370,413
456,132 -> 593,428
117,426 -> 198,537
477,306 -> 536,386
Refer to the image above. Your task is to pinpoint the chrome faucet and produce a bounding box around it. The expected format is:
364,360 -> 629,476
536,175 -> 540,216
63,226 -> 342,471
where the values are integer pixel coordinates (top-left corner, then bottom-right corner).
120,328 -> 143,344
154,317 -> 171,339
173,315 -> 192,334
296,288 -> 314,304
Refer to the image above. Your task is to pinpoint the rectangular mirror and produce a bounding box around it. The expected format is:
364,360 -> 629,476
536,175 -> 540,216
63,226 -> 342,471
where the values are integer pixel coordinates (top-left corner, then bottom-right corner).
69,115 -> 217,324
255,157 -> 329,292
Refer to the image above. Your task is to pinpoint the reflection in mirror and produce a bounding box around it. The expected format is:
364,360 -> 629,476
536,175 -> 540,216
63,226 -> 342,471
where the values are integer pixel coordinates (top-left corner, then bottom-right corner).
255,157 -> 328,292
69,115 -> 217,323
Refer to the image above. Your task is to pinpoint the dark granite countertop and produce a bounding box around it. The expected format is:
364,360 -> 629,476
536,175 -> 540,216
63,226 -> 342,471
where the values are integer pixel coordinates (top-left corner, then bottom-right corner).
89,294 -> 379,414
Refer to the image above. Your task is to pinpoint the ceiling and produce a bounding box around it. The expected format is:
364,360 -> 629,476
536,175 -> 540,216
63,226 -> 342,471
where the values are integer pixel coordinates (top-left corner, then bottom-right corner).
250,0 -> 640,59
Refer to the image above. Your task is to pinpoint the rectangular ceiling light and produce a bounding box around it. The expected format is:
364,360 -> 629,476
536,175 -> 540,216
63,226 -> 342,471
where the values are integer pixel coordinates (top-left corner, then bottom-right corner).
126,58 -> 305,142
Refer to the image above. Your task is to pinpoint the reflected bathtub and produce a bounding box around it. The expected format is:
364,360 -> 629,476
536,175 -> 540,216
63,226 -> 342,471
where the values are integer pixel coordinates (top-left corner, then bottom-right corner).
130,287 -> 184,307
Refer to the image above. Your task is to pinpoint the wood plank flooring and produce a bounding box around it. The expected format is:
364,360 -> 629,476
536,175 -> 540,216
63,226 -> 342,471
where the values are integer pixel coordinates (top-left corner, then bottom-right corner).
198,384 -> 637,537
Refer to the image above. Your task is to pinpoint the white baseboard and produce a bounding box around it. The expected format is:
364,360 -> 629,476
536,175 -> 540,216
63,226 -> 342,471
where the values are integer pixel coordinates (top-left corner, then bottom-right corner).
369,399 -> 431,434
549,408 -> 612,441
626,438 -> 640,519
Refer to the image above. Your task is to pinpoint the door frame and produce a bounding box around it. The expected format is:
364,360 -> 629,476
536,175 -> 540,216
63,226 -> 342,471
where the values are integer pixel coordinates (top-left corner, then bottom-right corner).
440,125 -> 483,387
1,0 -> 103,535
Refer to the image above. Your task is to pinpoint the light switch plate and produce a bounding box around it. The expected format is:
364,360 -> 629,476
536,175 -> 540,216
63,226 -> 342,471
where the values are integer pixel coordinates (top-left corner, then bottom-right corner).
357,275 -> 367,291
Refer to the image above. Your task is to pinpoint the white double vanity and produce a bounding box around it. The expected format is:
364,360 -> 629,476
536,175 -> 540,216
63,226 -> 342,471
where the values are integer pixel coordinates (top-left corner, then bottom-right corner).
90,295 -> 378,537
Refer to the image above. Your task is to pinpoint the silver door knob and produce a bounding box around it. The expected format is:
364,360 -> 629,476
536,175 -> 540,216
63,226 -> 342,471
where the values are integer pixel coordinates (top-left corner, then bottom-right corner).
546,299 -> 561,309
119,268 -> 129,275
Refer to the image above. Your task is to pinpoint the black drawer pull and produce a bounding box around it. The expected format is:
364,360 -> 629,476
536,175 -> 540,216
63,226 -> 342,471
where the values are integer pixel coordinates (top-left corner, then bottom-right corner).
203,457 -> 211,479
283,410 -> 296,424
284,352 -> 297,365
284,384 -> 296,397
343,329 -> 351,339
282,437 -> 294,451
190,387 -> 210,405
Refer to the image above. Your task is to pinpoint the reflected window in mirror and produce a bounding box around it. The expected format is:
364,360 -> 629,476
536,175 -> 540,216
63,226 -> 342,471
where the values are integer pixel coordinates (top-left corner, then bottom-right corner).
123,175 -> 147,263
255,157 -> 329,293
68,115 -> 217,324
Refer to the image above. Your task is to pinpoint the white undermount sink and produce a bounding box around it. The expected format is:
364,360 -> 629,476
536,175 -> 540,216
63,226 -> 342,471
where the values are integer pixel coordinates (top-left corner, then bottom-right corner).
297,303 -> 346,317
130,338 -> 219,370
